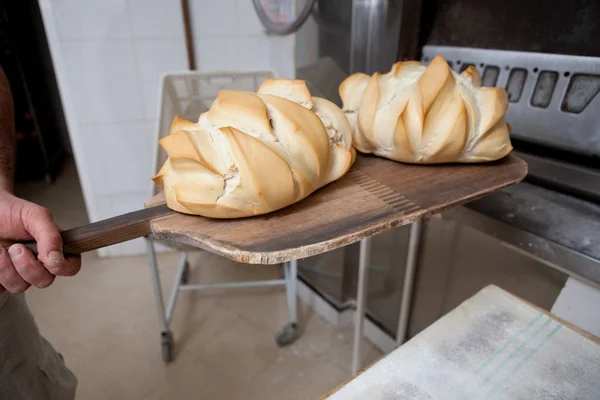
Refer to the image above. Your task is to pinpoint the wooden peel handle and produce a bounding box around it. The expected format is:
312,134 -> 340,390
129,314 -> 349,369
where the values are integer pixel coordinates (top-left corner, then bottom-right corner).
5,204 -> 174,256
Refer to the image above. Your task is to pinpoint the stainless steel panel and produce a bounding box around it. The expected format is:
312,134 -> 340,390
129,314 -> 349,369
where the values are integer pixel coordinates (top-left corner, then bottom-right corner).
300,214 -> 569,338
421,0 -> 600,58
312,0 -> 353,75
421,46 -> 600,157
295,2 -> 572,340
301,0 -> 403,77
296,0 -> 407,324
296,57 -> 348,107
348,0 -> 370,74
299,226 -> 412,334
408,217 -> 567,339
443,204 -> 600,287
350,0 -> 403,74
298,247 -> 347,307
514,150 -> 600,203
345,227 -> 411,335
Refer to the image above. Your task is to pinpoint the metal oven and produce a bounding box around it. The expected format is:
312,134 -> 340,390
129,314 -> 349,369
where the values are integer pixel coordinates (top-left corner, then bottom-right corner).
291,0 -> 600,341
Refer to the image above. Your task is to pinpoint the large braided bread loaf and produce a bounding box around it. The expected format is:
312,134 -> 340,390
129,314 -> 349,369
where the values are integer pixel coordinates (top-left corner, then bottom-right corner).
153,79 -> 355,218
339,55 -> 513,164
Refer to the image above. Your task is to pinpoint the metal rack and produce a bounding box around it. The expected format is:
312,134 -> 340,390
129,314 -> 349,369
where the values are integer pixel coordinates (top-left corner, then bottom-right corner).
145,237 -> 299,362
148,70 -> 301,362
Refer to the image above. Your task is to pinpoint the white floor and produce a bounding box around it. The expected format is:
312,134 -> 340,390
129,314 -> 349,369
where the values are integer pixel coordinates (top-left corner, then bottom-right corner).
18,160 -> 382,399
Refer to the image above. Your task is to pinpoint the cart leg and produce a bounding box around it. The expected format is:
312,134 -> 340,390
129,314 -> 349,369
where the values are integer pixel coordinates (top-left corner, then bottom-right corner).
161,330 -> 174,363
396,220 -> 424,347
165,252 -> 189,325
287,260 -> 298,324
352,237 -> 372,375
146,237 -> 173,362
181,257 -> 191,284
276,260 -> 299,347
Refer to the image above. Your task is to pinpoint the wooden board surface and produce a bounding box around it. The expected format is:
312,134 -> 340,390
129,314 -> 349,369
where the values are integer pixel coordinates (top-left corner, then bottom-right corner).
147,154 -> 527,264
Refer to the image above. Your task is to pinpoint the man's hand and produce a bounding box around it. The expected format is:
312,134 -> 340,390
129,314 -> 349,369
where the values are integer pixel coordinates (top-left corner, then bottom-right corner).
0,189 -> 81,294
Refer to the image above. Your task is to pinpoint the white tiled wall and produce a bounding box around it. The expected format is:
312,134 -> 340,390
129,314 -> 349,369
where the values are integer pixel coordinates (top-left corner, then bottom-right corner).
61,40 -> 145,124
40,0 -> 188,257
189,0 -> 296,78
134,39 -> 188,119
40,0 -> 297,257
52,0 -> 131,40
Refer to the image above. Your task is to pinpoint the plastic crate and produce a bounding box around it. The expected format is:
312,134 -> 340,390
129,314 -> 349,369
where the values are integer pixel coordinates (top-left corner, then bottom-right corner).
151,70 -> 276,193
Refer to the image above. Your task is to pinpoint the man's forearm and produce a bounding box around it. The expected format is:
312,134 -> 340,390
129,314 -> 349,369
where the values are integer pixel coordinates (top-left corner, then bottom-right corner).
0,67 -> 15,193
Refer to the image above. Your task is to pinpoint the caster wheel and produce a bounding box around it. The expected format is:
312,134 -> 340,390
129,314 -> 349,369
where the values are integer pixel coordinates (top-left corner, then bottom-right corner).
181,262 -> 191,284
161,331 -> 174,363
275,323 -> 299,347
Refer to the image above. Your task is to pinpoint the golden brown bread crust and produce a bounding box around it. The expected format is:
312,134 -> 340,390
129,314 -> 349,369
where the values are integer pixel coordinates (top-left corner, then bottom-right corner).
153,79 -> 355,218
339,55 -> 513,163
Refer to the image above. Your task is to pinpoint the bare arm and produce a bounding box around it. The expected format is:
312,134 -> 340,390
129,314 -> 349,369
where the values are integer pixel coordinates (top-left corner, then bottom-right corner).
0,67 -> 15,193
0,67 -> 81,294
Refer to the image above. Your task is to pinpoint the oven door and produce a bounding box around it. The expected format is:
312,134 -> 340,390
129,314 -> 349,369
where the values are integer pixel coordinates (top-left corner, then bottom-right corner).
293,0 -> 598,341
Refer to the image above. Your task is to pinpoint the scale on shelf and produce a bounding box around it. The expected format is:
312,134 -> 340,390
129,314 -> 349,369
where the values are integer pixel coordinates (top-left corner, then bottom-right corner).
252,0 -> 315,35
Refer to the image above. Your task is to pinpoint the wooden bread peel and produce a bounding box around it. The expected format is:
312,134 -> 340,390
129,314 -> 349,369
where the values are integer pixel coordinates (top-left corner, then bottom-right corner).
11,203 -> 176,256
9,154 -> 527,260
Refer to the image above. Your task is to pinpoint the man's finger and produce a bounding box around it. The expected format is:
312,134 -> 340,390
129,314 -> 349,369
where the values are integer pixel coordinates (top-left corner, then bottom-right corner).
7,244 -> 55,288
0,245 -> 31,293
49,255 -> 81,277
22,206 -> 69,275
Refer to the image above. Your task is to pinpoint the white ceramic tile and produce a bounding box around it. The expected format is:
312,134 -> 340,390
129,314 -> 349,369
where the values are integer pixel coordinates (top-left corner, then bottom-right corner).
190,0 -> 236,37
146,118 -> 161,185
236,36 -> 271,71
61,40 -> 144,124
93,196 -> 115,221
235,0 -> 264,36
128,0 -> 185,38
52,0 -> 130,40
77,124 -> 112,196
92,196 -> 114,258
95,122 -> 155,195
101,192 -> 150,257
89,196 -> 115,262
133,39 -> 188,119
60,42 -> 94,123
195,37 -> 238,72
110,191 -> 152,215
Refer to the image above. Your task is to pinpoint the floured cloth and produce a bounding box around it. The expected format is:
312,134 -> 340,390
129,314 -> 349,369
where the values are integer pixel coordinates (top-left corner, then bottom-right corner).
325,285 -> 600,400
0,292 -> 77,400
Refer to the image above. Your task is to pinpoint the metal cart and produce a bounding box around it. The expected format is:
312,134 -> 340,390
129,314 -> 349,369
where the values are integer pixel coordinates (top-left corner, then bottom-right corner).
147,70 -> 300,362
